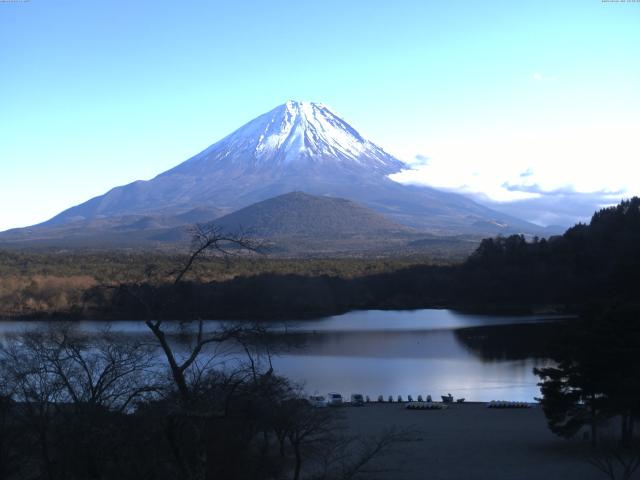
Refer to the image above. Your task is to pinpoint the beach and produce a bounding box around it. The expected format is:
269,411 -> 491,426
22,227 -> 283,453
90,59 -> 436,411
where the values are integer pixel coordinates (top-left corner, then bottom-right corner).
340,403 -> 603,480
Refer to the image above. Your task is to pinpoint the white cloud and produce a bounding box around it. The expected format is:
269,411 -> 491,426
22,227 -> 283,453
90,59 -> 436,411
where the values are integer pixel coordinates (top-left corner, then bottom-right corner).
388,125 -> 640,226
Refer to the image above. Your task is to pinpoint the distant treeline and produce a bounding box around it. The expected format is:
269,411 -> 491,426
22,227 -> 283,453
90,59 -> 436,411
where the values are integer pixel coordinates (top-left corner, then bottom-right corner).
3,198 -> 640,320
87,198 -> 640,319
0,254 -> 442,319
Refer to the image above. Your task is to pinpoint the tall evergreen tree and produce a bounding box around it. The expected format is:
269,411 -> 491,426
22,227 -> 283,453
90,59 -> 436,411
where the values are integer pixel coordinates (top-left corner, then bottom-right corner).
535,304 -> 640,445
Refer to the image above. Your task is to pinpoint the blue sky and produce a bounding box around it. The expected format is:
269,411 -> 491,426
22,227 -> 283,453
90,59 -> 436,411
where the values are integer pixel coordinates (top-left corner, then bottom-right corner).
1,0 -> 639,230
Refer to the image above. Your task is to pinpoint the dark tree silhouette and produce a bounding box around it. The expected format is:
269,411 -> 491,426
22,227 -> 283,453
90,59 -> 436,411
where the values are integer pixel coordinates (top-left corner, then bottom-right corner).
535,304 -> 640,446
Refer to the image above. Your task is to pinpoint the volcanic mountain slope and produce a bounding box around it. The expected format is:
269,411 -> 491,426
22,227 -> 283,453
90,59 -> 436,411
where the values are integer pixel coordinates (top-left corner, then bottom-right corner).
153,192 -> 441,255
0,207 -> 223,248
40,101 -> 404,226
2,101 -> 546,247
213,191 -> 410,238
0,191 -> 479,257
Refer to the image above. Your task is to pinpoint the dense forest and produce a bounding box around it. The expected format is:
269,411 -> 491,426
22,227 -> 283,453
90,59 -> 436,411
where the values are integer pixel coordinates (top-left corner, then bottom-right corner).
460,196 -> 640,308
1,197 -> 639,320
0,255 -> 441,319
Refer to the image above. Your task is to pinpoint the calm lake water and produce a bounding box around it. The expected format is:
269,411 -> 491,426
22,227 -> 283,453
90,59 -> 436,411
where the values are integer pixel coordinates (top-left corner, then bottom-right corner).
0,309 -> 563,402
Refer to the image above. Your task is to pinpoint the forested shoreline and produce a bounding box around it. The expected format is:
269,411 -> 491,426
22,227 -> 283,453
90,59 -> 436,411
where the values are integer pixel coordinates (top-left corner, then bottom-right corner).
1,198 -> 639,321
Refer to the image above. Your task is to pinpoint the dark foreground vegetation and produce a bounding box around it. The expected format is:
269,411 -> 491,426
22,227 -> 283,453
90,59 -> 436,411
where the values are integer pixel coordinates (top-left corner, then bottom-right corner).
0,324 -> 412,480
534,303 -> 640,480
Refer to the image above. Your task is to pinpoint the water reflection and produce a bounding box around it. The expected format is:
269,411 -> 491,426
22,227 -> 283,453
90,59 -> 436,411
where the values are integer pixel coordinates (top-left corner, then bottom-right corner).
0,308 -> 567,335
0,309 -> 563,402
270,327 -> 553,402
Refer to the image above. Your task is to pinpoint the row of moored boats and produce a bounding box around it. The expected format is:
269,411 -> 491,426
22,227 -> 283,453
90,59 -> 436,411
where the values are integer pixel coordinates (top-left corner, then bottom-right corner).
309,393 -> 533,408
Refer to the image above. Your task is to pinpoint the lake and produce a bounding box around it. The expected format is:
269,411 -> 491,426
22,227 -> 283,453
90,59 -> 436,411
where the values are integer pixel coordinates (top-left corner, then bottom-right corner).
0,309 -> 564,402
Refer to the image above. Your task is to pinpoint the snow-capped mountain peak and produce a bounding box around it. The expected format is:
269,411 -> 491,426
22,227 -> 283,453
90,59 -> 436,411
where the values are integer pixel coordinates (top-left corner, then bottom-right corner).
254,101 -> 370,162
25,100 -> 546,238
172,101 -> 405,176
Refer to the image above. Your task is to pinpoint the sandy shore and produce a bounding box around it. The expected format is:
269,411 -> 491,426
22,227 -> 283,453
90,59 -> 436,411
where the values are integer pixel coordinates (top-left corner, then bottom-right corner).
339,403 -> 602,480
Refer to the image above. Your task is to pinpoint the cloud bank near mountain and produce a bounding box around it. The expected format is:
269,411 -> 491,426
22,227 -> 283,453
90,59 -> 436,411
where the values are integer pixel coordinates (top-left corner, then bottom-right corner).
389,126 -> 639,227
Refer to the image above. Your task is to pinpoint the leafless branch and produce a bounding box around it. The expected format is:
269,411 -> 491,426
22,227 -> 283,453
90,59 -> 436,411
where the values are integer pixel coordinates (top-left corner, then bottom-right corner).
588,440 -> 640,480
172,223 -> 263,284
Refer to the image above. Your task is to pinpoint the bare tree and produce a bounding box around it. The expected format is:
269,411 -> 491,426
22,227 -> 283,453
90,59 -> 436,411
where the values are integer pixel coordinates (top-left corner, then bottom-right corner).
144,319 -> 250,405
0,326 -> 162,480
314,428 -> 416,480
589,440 -> 640,480
282,400 -> 337,480
14,326 -> 158,412
1,334 -> 69,480
0,372 -> 26,479
142,222 -> 263,404
275,398 -> 415,480
172,222 -> 261,285
105,223 -> 268,480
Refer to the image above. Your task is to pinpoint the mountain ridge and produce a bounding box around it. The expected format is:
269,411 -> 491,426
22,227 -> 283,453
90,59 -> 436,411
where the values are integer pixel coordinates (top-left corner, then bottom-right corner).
4,101 -> 548,246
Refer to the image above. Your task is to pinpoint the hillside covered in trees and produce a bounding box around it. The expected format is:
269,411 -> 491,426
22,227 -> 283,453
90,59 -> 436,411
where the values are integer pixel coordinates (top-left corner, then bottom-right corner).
2,198 -> 639,320
450,196 -> 640,309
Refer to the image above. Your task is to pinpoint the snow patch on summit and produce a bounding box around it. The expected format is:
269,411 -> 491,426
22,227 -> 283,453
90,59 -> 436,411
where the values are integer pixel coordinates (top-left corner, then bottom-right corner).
186,101 -> 405,175
247,101 -> 374,162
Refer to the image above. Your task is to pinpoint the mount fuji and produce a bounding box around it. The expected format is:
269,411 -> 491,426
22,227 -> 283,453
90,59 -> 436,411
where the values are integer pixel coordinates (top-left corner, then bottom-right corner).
2,101 -> 546,248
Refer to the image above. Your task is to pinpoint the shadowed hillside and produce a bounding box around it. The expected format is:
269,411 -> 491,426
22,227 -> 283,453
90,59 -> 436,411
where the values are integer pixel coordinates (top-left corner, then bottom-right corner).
214,192 -> 410,237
